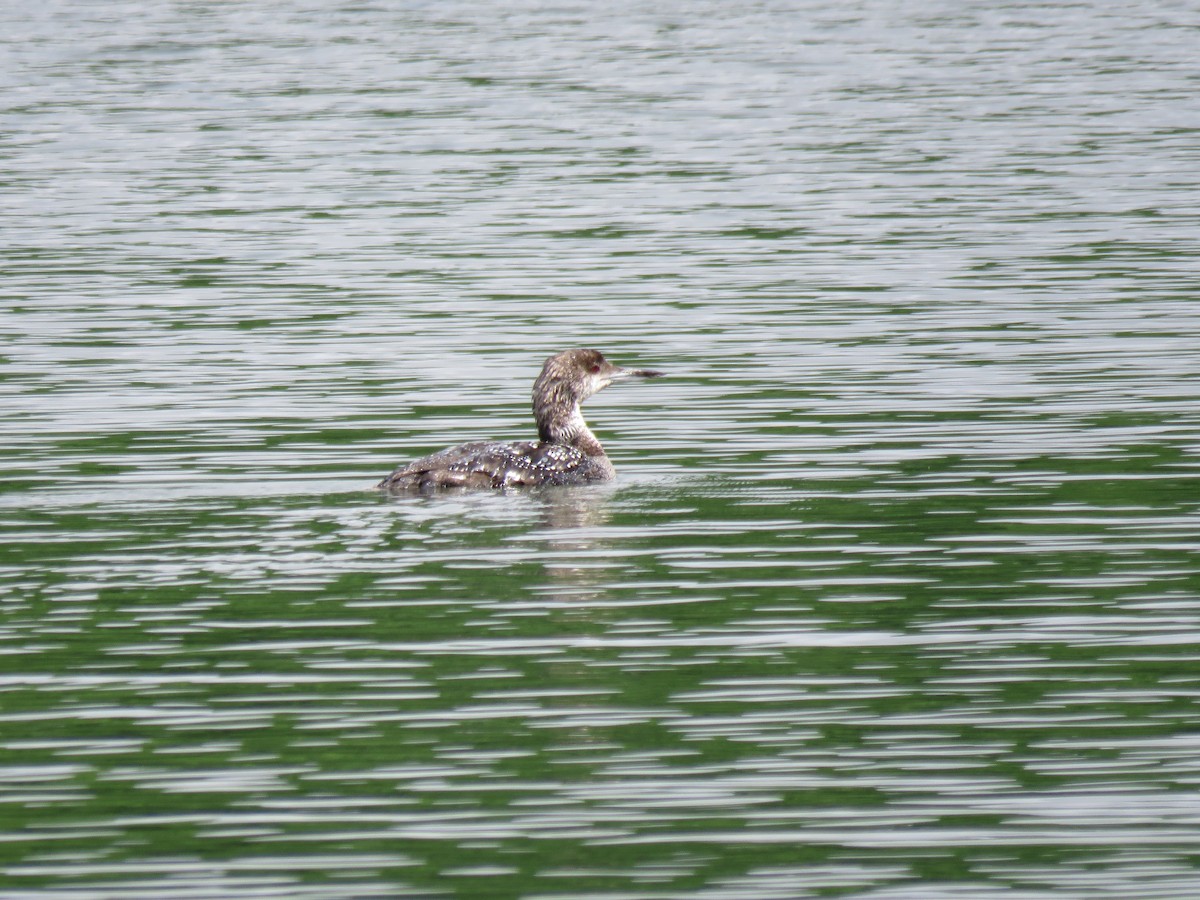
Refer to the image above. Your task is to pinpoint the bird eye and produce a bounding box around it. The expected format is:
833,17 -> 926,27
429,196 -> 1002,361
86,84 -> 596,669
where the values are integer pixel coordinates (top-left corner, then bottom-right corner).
590,364 -> 601,374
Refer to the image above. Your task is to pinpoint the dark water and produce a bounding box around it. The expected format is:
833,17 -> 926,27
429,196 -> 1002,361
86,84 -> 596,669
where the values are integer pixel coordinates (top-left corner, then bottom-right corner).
3,2 -> 1200,897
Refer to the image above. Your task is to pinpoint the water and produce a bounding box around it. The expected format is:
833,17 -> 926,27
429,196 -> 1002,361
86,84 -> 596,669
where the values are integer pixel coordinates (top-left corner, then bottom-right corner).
3,1 -> 1200,897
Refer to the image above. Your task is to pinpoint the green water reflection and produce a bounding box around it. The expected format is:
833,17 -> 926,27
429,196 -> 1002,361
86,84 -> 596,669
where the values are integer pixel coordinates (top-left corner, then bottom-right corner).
3,452 -> 1198,896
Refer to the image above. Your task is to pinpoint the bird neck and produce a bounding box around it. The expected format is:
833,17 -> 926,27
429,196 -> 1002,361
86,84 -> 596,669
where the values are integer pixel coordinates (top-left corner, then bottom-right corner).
536,401 -> 605,457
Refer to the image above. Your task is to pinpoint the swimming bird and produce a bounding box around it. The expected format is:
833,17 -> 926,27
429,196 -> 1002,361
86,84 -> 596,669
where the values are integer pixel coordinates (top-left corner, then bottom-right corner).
377,349 -> 663,491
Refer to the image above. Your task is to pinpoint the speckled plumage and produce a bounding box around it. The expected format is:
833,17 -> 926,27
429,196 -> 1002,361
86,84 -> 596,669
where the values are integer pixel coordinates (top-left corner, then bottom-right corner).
379,440 -> 613,490
377,349 -> 661,492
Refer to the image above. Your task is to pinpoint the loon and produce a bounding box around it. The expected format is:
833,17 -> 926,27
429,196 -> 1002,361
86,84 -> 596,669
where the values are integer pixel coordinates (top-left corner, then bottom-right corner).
377,349 -> 663,491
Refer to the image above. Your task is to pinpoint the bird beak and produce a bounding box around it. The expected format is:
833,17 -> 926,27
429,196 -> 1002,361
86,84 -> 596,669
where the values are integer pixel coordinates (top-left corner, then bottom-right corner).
611,366 -> 664,380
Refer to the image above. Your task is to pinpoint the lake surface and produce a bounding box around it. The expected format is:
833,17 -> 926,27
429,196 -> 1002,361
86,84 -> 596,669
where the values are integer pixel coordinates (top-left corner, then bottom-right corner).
3,1 -> 1200,897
